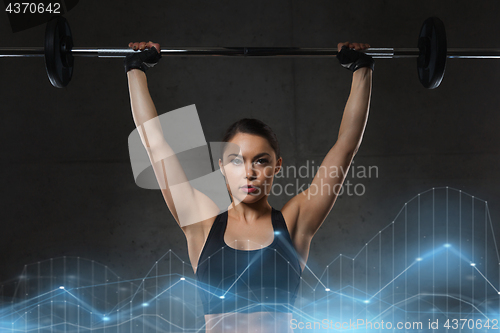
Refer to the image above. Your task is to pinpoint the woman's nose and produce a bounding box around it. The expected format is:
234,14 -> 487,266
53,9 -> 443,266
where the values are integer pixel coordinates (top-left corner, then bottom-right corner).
245,164 -> 257,178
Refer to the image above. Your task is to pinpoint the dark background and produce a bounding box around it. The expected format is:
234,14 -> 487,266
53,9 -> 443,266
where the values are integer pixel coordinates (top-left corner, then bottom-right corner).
1,0 -> 499,289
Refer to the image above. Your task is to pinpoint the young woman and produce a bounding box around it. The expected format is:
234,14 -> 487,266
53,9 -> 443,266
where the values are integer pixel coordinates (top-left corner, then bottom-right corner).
125,40 -> 373,332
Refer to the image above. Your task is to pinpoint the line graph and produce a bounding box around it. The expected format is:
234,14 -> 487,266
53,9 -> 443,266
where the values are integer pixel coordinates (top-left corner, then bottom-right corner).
1,186 -> 498,332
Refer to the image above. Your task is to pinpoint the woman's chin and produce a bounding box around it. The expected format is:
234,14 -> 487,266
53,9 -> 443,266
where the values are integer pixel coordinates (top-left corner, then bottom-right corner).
235,192 -> 261,202
229,186 -> 268,203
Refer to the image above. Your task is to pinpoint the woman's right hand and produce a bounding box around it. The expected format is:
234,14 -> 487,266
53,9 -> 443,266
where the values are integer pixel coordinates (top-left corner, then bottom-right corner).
128,41 -> 161,53
124,41 -> 162,74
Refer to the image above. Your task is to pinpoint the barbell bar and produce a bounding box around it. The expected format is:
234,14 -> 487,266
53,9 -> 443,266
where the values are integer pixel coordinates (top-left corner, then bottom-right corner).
0,46 -> 420,58
3,46 -> 500,58
0,16 -> 498,89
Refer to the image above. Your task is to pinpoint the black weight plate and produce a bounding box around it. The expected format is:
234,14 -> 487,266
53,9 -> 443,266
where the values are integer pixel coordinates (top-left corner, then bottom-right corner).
417,17 -> 447,89
45,16 -> 74,88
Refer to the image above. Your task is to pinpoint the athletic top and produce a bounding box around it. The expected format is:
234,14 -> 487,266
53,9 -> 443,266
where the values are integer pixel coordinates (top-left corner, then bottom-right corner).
195,207 -> 302,315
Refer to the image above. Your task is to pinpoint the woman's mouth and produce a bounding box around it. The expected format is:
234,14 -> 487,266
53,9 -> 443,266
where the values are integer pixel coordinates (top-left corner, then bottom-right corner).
240,185 -> 258,193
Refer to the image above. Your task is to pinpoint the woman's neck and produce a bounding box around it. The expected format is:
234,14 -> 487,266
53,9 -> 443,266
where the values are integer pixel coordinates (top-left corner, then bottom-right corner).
227,198 -> 272,224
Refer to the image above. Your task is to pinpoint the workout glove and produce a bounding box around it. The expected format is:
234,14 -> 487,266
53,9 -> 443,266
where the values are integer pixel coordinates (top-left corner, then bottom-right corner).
337,45 -> 374,72
124,46 -> 162,74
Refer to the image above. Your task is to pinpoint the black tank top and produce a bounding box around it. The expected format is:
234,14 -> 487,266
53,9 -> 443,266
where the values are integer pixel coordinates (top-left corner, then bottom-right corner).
195,207 -> 302,315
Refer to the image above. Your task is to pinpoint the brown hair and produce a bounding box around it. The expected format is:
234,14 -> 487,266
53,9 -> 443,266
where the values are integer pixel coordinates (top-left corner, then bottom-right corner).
221,118 -> 280,160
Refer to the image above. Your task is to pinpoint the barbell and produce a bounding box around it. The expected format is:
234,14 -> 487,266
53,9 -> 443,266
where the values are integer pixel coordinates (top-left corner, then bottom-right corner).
1,16 -> 499,89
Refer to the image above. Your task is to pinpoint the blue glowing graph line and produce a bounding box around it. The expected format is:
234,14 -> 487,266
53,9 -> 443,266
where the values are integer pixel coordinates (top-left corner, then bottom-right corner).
1,186 -> 499,332
297,244 -> 499,319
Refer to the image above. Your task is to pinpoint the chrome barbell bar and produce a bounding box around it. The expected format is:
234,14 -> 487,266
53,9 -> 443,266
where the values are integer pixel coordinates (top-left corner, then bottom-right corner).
1,46 -> 500,58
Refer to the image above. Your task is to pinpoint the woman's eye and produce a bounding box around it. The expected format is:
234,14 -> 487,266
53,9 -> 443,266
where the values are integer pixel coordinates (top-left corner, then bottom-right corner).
231,158 -> 268,165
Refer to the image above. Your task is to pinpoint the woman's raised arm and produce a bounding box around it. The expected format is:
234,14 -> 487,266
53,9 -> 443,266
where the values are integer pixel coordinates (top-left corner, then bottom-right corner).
125,42 -> 219,232
282,41 -> 373,240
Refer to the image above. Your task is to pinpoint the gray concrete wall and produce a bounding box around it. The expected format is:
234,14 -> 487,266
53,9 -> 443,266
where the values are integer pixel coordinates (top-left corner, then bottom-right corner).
1,0 -> 499,292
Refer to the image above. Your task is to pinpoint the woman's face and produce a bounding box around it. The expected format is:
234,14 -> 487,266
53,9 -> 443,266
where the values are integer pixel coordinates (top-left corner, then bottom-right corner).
219,133 -> 282,204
